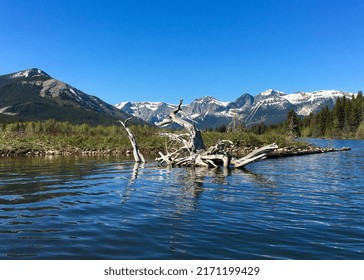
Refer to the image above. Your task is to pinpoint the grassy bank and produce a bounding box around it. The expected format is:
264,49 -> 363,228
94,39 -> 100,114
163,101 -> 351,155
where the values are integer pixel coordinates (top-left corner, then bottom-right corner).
0,120 -> 302,156
0,121 -> 162,155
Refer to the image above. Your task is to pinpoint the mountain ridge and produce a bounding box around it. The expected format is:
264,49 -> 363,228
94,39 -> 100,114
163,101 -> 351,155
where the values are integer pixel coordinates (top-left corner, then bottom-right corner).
1,68 -> 356,128
0,68 -> 136,125
115,89 -> 356,128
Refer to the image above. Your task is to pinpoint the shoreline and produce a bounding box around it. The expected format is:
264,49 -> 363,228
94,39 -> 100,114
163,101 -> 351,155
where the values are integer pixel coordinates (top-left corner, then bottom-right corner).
267,145 -> 351,158
0,145 -> 351,159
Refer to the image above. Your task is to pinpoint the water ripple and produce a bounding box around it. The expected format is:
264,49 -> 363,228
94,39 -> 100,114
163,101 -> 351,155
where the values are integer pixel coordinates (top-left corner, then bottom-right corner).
0,140 -> 364,259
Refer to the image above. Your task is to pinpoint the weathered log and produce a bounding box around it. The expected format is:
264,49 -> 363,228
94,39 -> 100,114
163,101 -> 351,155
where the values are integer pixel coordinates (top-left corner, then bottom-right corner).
231,143 -> 278,168
119,118 -> 146,163
268,145 -> 351,158
156,99 -> 205,151
201,154 -> 231,168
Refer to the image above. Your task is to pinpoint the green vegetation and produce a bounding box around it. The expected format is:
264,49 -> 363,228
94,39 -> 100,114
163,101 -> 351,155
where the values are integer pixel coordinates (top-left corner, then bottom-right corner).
0,119 -> 299,155
0,120 -> 162,154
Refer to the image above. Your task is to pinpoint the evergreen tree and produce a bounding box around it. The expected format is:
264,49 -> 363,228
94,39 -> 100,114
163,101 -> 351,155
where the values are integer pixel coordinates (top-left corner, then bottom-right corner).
333,97 -> 345,134
285,109 -> 301,138
351,92 -> 363,131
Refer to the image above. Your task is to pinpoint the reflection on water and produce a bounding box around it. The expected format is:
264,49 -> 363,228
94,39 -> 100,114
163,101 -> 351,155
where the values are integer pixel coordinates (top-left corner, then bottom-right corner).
117,162 -> 143,204
0,139 -> 364,259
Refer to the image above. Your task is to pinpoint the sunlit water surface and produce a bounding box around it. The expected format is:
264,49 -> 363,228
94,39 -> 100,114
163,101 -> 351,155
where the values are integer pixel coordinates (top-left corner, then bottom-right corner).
0,139 -> 363,259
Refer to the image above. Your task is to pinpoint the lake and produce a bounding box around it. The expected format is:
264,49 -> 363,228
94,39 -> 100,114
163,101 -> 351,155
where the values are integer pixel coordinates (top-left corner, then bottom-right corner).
0,139 -> 363,259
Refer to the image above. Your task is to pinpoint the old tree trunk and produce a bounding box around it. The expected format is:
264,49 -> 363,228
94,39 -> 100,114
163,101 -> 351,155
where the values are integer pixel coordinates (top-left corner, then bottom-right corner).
120,100 -> 278,168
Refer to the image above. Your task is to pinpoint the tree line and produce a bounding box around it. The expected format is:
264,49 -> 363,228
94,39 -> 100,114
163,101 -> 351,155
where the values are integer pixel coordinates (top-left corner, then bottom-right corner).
247,91 -> 364,139
294,92 -> 363,139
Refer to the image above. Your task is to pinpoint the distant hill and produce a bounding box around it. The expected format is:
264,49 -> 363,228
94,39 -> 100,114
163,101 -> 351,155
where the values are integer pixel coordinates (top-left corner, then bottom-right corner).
0,68 -> 136,125
115,89 -> 356,129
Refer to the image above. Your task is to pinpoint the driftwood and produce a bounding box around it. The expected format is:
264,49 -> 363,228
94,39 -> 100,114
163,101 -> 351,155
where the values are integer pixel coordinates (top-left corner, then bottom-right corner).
231,143 -> 278,168
119,118 -> 146,163
155,99 -> 205,151
120,100 -> 277,168
154,100 -> 278,168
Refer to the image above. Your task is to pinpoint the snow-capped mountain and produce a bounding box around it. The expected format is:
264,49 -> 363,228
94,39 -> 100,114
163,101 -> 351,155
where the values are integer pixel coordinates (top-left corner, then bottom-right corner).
115,89 -> 355,128
5,68 -> 352,128
0,68 -> 134,124
281,90 -> 349,116
10,68 -> 50,79
115,101 -> 176,124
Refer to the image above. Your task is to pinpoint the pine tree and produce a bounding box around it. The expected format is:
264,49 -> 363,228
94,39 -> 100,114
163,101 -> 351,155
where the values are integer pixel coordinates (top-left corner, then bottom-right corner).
350,92 -> 363,132
285,109 -> 301,138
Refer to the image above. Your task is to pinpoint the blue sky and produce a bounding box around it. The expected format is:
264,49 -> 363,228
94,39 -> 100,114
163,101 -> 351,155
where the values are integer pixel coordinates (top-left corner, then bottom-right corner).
1,0 -> 363,104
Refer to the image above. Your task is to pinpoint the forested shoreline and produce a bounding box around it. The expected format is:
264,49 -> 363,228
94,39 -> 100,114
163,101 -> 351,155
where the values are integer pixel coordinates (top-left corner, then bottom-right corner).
247,92 -> 364,140
301,93 -> 364,139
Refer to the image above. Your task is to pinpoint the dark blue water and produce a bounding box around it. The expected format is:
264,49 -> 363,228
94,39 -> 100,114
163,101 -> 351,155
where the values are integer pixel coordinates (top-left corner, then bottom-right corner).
0,139 -> 363,259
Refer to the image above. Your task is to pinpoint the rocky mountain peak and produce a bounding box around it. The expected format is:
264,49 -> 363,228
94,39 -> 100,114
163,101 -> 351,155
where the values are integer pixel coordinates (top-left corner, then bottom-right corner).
0,68 -> 134,125
231,93 -> 254,108
256,89 -> 285,98
11,68 -> 51,79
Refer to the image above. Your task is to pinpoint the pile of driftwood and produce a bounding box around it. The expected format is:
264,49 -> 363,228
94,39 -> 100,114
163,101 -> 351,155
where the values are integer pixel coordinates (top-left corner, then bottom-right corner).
120,100 -> 278,168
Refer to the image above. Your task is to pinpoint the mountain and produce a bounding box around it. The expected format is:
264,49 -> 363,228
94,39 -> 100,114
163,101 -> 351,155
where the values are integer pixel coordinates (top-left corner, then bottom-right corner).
115,89 -> 355,129
115,101 -> 177,124
0,68 -> 134,124
4,68 -> 352,128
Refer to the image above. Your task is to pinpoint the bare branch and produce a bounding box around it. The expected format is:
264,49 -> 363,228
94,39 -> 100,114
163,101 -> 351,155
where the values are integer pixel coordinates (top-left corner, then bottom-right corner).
119,120 -> 146,163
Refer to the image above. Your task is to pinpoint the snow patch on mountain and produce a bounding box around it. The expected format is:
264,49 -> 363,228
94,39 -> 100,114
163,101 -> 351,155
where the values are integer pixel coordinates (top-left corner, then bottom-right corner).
283,90 -> 344,104
259,89 -> 285,97
11,68 -> 50,79
0,106 -> 18,116
193,96 -> 230,107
